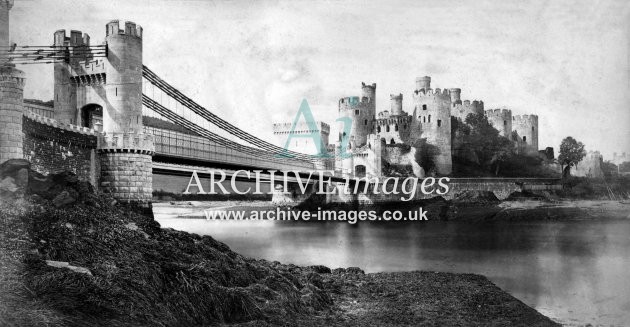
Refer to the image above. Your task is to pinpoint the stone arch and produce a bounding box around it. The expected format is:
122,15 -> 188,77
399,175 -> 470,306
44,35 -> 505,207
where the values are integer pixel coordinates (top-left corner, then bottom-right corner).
80,103 -> 103,129
390,138 -> 395,144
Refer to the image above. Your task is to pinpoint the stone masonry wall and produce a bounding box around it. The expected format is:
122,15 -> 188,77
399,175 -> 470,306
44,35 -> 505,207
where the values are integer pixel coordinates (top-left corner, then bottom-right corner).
22,116 -> 98,184
99,152 -> 152,204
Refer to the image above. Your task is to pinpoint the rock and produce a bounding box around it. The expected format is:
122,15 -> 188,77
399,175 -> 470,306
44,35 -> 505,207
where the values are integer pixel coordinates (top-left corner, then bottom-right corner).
0,177 -> 18,193
45,260 -> 93,276
309,265 -> 332,274
15,168 -> 29,189
346,267 -> 365,275
52,189 -> 78,207
0,159 -> 30,178
331,268 -> 346,275
124,222 -> 138,231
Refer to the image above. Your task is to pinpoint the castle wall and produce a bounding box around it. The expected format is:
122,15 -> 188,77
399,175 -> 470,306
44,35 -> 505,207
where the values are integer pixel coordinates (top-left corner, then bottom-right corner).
272,121 -> 330,156
374,112 -> 412,145
571,151 -> 604,178
22,114 -> 99,185
452,100 -> 484,122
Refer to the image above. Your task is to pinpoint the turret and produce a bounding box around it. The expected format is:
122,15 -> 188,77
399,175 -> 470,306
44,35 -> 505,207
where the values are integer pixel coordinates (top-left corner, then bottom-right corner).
390,93 -> 403,116
338,82 -> 377,148
103,20 -> 143,134
415,76 -> 431,91
449,88 -> 461,104
0,0 -> 13,50
513,114 -> 539,152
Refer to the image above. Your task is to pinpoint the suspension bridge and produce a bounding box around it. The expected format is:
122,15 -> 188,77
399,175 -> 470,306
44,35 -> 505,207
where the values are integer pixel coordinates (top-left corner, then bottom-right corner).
0,12 -> 561,205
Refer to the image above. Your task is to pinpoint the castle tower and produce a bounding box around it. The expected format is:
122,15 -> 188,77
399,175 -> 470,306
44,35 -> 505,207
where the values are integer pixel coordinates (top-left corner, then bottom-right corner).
485,109 -> 512,138
338,82 -> 376,148
0,0 -> 26,164
513,114 -> 538,152
449,88 -> 462,105
412,76 -> 452,175
416,76 -> 431,91
53,30 -> 78,124
98,20 -> 154,205
390,93 -> 403,116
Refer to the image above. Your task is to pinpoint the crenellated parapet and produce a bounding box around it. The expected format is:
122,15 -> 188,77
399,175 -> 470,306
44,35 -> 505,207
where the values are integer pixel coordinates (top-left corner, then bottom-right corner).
24,111 -> 99,136
1,0 -> 14,10
106,20 -> 143,39
452,99 -> 484,121
97,132 -> 155,155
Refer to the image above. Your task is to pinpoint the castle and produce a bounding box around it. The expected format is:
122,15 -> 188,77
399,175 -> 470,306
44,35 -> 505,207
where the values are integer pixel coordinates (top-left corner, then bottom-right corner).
275,76 -> 541,177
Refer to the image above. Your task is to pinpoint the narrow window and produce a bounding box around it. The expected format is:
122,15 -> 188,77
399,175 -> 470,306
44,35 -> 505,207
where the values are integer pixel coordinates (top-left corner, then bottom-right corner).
390,139 -> 395,144
115,88 -> 117,96
386,125 -> 390,132
523,136 -> 527,142
532,126 -> 534,131
404,124 -> 407,129
422,104 -> 427,110
395,124 -> 399,131
437,119 -> 442,127
504,120 -> 507,126
355,109 -> 359,115
423,116 -> 426,123
364,119 -> 368,125
428,115 -> 431,123
377,126 -> 381,133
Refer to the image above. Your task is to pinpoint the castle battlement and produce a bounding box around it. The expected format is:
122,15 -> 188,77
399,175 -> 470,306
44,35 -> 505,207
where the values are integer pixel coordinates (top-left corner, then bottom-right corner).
106,20 -> 143,39
374,115 -> 412,126
272,121 -> 330,135
54,29 -> 91,46
97,132 -> 154,154
485,108 -> 511,116
1,0 -> 13,10
23,110 -> 99,136
513,114 -> 538,124
412,88 -> 451,100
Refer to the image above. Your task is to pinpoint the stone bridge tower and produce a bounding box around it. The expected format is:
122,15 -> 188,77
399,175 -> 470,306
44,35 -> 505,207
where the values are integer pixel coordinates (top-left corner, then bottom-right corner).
0,0 -> 26,164
97,20 -> 154,205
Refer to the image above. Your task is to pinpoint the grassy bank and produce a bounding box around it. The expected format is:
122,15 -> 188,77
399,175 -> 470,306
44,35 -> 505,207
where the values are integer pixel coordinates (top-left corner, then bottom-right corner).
0,162 -> 559,326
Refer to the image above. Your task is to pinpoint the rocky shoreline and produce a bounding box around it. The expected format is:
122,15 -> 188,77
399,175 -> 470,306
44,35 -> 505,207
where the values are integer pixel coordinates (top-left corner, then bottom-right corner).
0,160 -> 559,326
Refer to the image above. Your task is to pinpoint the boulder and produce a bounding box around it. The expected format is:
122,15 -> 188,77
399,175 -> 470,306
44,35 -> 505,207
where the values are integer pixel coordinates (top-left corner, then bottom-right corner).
52,189 -> 78,208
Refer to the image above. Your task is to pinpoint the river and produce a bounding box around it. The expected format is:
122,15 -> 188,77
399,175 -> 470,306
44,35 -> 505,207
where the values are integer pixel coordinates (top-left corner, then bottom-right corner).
154,202 -> 630,326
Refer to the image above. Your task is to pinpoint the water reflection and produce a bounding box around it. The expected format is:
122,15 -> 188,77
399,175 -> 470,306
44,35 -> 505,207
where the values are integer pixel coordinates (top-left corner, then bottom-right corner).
155,210 -> 630,326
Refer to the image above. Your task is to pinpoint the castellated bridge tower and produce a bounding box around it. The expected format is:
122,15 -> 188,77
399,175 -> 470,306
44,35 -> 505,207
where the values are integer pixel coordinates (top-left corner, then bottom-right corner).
97,20 -> 154,205
485,109 -> 512,138
0,0 -> 26,164
338,82 -> 376,148
411,76 -> 452,175
513,114 -> 538,152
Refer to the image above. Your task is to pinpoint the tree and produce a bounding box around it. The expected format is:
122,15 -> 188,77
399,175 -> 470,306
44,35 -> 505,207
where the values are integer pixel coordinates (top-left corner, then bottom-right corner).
558,136 -> 586,178
463,113 -> 514,175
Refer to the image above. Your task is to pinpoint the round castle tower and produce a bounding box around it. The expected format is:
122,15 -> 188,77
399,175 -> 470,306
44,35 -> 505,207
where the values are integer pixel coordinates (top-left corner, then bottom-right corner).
98,20 -> 154,205
485,109 -> 512,138
513,114 -> 538,151
390,93 -> 403,116
0,0 -> 26,164
338,82 -> 376,148
412,76 -> 452,175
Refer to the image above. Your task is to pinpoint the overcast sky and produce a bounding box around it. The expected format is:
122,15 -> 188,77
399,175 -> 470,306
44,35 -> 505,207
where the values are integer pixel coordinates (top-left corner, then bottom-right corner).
9,0 -> 630,159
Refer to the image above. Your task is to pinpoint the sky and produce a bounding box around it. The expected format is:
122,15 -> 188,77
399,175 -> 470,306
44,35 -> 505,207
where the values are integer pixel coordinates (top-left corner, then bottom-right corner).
8,0 -> 630,159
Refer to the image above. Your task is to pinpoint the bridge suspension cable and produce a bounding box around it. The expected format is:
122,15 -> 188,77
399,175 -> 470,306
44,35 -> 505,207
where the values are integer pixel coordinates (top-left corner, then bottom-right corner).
0,45 -> 107,65
142,94 -> 306,164
142,65 -> 319,162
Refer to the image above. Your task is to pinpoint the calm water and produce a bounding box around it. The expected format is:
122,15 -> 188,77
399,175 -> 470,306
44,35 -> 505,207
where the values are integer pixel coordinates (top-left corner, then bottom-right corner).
155,206 -> 630,326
